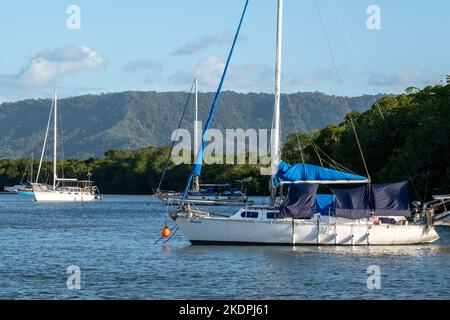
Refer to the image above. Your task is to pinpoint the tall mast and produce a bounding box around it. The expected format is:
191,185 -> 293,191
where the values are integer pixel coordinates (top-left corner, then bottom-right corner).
30,153 -> 33,184
270,0 -> 283,205
53,90 -> 58,190
193,78 -> 200,192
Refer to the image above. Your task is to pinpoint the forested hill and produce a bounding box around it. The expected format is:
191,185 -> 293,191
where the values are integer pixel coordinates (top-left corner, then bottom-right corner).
0,91 -> 385,159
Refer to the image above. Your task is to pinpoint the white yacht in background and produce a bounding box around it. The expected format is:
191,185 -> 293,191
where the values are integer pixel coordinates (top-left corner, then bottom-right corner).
169,0 -> 440,245
31,90 -> 101,202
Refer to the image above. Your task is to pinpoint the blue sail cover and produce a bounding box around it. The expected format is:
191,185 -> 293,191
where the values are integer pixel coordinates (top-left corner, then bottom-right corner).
280,184 -> 319,219
372,181 -> 411,217
275,161 -> 368,183
331,186 -> 371,219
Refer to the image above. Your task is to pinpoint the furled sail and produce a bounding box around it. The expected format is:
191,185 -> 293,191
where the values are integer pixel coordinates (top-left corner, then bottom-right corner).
275,161 -> 368,184
279,184 -> 319,219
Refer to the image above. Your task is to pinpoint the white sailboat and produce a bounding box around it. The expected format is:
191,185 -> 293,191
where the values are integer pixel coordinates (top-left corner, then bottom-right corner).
169,0 -> 440,245
31,90 -> 101,202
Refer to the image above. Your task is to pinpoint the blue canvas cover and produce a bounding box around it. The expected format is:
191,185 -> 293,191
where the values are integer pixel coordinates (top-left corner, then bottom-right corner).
276,161 -> 367,183
315,194 -> 335,216
371,181 -> 411,217
331,186 -> 371,219
279,184 -> 319,219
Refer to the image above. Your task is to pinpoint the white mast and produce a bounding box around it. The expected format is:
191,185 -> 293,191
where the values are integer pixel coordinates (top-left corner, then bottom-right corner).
30,153 -> 33,184
53,90 -> 58,190
271,0 -> 283,183
193,77 -> 200,192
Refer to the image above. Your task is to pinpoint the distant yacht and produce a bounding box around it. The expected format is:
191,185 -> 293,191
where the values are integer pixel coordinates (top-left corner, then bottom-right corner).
31,90 -> 102,202
4,154 -> 35,195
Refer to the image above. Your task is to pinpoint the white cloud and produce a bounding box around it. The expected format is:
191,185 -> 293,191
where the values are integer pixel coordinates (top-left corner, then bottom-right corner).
0,45 -> 105,90
15,45 -> 105,87
169,56 -> 225,87
368,69 -> 431,87
172,31 -> 234,56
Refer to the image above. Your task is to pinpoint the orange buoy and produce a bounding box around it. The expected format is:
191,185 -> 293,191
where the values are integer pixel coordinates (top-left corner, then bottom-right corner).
162,227 -> 171,238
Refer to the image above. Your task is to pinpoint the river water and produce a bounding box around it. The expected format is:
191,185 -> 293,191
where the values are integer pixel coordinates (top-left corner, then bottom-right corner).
0,194 -> 449,300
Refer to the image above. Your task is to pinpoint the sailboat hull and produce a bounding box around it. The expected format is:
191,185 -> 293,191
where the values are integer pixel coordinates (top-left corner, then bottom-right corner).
174,216 -> 439,246
33,191 -> 95,202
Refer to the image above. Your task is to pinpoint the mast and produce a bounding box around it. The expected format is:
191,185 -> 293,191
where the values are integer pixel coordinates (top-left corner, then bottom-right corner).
193,78 -> 200,192
35,95 -> 54,184
53,90 -> 58,190
30,153 -> 33,184
270,0 -> 283,207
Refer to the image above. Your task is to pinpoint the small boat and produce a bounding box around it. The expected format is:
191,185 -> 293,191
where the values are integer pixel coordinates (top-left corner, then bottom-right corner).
31,90 -> 102,202
420,195 -> 450,226
169,0 -> 441,246
157,184 -> 253,206
4,154 -> 35,196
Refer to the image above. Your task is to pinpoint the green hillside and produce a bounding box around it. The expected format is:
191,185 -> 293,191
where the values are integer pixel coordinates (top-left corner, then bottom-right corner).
0,91 -> 385,159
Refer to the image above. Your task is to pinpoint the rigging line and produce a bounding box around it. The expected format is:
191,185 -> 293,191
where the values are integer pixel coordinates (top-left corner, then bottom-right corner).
329,0 -> 422,201
285,94 -> 324,166
19,158 -> 31,185
284,94 -> 305,163
285,93 -> 357,174
156,81 -> 195,194
314,0 -> 371,181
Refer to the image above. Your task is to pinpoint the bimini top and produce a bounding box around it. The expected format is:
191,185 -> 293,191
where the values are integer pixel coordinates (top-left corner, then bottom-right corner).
275,161 -> 369,185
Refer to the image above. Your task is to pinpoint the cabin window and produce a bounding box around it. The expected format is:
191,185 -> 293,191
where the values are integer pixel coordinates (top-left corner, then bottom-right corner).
379,217 -> 397,225
266,212 -> 279,219
241,211 -> 259,219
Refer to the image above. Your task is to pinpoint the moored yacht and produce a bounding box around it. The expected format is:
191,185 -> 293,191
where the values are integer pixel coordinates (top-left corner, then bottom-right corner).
31,90 -> 101,202
169,0 -> 441,246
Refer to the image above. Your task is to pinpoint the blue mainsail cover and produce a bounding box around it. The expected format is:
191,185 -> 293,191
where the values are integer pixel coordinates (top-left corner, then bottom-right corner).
372,181 -> 410,217
331,186 -> 371,219
280,184 -> 319,219
275,161 -> 368,183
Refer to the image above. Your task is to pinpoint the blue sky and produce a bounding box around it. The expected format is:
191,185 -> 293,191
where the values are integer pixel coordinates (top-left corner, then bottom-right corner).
0,0 -> 449,102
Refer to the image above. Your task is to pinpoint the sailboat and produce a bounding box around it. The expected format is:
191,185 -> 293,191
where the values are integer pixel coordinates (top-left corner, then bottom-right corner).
31,90 -> 102,202
156,78 -> 253,206
3,154 -> 34,195
168,0 -> 440,245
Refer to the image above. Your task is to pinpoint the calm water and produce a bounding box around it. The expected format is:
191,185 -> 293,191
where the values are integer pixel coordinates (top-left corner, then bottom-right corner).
0,194 -> 449,300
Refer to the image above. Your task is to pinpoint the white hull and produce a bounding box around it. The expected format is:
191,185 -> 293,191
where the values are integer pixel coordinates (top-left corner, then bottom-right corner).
33,191 -> 95,202
174,215 -> 439,246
